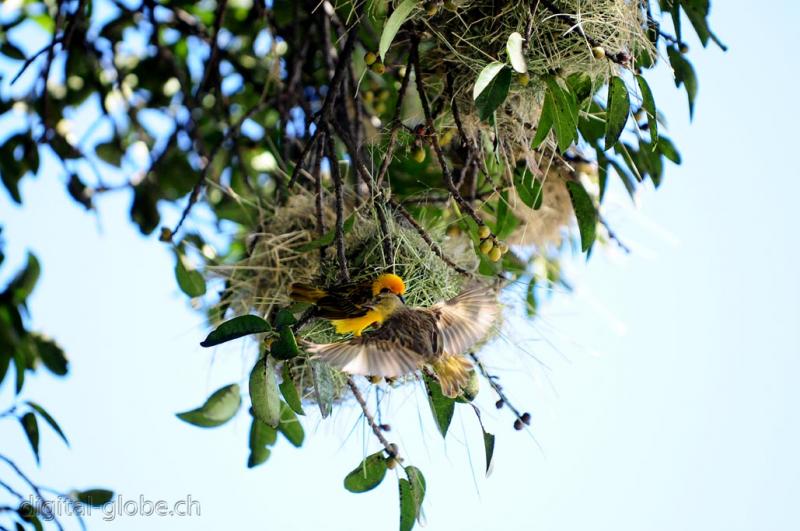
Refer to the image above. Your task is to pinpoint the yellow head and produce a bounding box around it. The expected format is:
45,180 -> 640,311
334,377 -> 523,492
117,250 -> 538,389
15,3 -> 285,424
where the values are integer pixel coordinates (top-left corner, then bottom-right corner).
371,273 -> 406,297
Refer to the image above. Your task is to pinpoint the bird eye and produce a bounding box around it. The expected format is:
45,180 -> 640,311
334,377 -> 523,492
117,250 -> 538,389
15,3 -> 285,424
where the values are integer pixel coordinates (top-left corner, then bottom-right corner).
380,287 -> 391,294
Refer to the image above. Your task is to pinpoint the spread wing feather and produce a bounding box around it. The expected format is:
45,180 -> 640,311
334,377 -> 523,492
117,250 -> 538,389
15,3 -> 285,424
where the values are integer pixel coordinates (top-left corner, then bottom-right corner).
429,285 -> 498,355
304,339 -> 421,377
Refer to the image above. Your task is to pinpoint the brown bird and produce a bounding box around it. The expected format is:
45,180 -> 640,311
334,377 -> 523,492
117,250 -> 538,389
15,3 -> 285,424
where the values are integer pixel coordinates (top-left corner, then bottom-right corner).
303,285 -> 499,397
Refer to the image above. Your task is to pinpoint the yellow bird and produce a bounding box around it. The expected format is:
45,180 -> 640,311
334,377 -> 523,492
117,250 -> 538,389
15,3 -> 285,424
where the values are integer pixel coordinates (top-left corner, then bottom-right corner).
289,273 -> 406,336
303,285 -> 499,397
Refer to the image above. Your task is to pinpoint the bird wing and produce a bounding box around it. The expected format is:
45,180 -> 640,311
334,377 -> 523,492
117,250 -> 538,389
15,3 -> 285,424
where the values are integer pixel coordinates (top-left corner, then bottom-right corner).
311,279 -> 373,319
429,284 -> 498,355
304,338 -> 422,378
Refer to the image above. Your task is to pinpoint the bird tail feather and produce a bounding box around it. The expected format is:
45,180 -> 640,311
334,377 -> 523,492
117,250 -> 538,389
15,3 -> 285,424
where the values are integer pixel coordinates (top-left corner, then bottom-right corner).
289,283 -> 327,303
431,355 -> 473,398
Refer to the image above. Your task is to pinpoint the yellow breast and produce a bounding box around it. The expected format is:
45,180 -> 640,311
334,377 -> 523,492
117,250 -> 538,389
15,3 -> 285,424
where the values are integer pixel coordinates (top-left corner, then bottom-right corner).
330,310 -> 384,336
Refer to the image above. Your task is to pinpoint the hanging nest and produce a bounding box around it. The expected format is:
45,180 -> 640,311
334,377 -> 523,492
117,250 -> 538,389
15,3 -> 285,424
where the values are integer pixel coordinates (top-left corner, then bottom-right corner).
356,0 -> 652,249
207,189 -> 485,405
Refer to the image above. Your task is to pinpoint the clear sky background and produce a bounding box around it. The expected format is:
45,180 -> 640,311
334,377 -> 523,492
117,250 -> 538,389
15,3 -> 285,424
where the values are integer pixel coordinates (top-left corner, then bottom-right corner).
2,1 -> 800,530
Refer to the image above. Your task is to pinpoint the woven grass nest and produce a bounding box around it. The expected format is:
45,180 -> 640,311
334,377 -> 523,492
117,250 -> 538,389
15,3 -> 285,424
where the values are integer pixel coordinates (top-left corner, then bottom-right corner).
207,191 -> 488,404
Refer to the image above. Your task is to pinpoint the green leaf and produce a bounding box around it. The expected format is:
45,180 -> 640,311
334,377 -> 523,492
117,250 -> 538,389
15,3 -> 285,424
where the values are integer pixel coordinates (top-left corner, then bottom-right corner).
247,445 -> 271,468
483,430 -> 496,474
5,253 -> 40,305
250,356 -> 281,427
343,451 -> 388,493
31,14 -> 55,34
277,402 -> 305,447
271,326 -> 300,360
399,466 -> 426,531
95,141 -> 123,167
174,254 -> 206,298
26,401 -> 68,446
658,136 -> 682,164
545,77 -> 579,153
405,466 -> 426,508
378,0 -> 417,60
176,383 -> 241,428
578,100 -> 606,144
20,412 -> 39,463
247,415 -> 277,468
12,349 -> 25,394
566,181 -> 597,253
423,375 -> 454,437
681,0 -> 710,46
532,93 -> 554,148
514,168 -> 543,210
567,72 -> 594,105
605,76 -> 630,150
274,308 -> 297,328
506,32 -> 527,73
525,277 -> 537,317
310,359 -> 334,418
279,364 -> 305,416
200,315 -> 271,347
75,489 -> 114,507
635,76 -> 658,146
0,42 -> 25,61
493,191 -> 518,240
667,47 -> 698,119
249,414 -> 278,448
474,63 -> 512,122
399,479 -> 416,531
31,335 -> 68,376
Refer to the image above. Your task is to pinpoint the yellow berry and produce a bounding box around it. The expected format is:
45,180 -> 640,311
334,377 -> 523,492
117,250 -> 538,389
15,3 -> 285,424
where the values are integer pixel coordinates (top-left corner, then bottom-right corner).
363,90 -> 374,104
378,89 -> 391,101
371,61 -> 386,74
489,247 -> 502,262
478,225 -> 491,239
479,238 -> 494,255
411,147 -> 426,163
425,2 -> 439,16
364,51 -> 377,66
386,457 -> 397,469
518,73 -> 530,86
443,0 -> 457,11
679,44 -> 689,54
369,375 -> 382,384
439,129 -> 455,146
498,242 -> 509,255
591,46 -> 606,59
374,102 -> 387,114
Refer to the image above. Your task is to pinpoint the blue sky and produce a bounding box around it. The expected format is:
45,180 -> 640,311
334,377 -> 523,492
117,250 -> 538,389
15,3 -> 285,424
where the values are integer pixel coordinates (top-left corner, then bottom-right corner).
2,1 -> 800,530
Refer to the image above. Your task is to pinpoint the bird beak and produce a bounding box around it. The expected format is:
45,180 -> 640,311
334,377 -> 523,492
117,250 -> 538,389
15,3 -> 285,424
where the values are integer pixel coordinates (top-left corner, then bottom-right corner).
399,295 -> 406,304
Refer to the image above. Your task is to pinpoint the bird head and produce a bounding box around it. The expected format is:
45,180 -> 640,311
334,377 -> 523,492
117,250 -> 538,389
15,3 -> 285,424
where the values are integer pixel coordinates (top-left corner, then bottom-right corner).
371,273 -> 406,297
367,291 -> 406,316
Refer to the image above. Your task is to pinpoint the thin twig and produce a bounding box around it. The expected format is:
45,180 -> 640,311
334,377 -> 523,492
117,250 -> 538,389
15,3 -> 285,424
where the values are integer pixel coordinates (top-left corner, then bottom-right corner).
392,200 -> 470,276
347,377 -> 397,458
326,130 -> 350,282
410,36 -> 489,232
